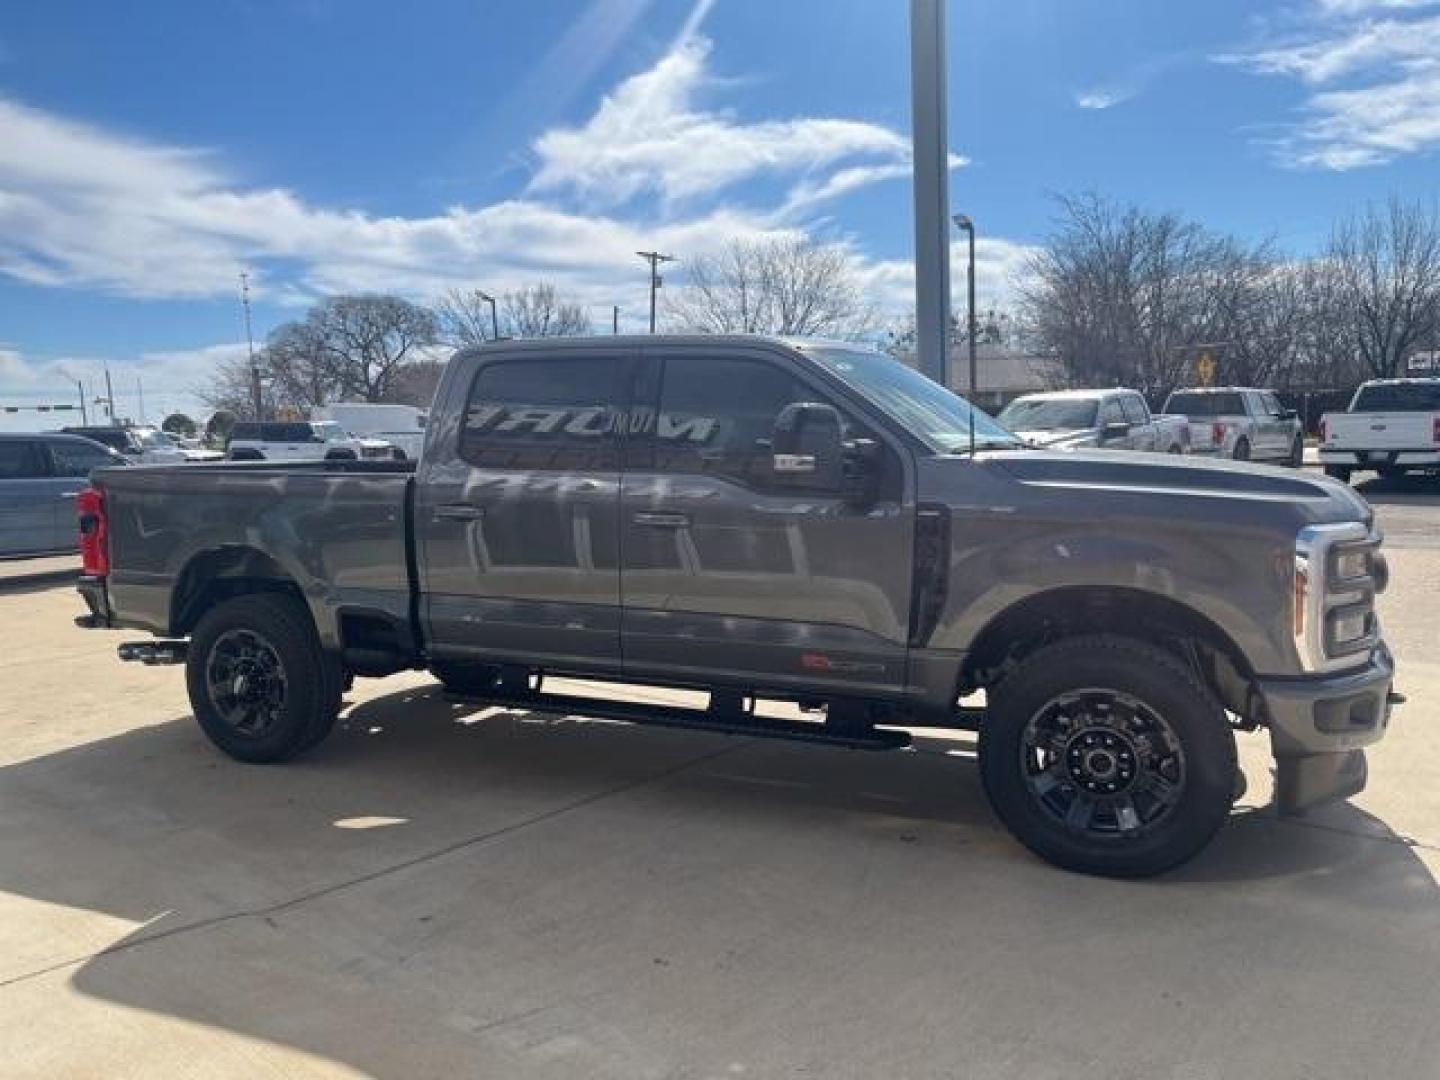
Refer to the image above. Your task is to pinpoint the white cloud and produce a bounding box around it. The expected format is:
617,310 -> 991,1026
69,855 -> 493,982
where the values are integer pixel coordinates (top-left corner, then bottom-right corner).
1074,90 -> 1126,110
1220,2 -> 1440,168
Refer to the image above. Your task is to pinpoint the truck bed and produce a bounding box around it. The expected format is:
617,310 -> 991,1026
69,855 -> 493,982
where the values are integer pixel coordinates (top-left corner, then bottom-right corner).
93,460 -> 417,647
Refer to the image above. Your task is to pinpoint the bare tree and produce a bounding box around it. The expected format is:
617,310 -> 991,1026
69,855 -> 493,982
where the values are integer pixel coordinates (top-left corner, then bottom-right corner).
1327,198 -> 1440,379
667,237 -> 875,338
501,282 -> 592,338
435,288 -> 497,348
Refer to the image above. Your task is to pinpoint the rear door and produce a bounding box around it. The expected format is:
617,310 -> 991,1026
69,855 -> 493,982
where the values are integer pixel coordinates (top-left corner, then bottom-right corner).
44,437 -> 116,549
618,344 -> 913,699
0,440 -> 56,555
1248,392 -> 1285,458
1097,396 -> 1132,449
417,347 -> 630,672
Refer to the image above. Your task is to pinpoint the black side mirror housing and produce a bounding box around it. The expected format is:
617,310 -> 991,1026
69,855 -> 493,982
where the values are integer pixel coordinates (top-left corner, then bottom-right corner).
772,402 -> 845,490
1101,421 -> 1131,439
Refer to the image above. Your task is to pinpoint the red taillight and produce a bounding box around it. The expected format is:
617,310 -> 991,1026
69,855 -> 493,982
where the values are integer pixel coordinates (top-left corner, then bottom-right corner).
77,487 -> 109,577
1433,416 -> 1440,444
1212,421 -> 1225,444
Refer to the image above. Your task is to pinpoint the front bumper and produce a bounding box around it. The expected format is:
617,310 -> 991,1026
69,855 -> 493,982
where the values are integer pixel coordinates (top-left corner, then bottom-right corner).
1257,644 -> 1397,813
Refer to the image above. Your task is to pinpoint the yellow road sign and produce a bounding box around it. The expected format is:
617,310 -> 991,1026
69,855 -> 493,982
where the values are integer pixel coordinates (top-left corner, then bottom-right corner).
1196,351 -> 1217,387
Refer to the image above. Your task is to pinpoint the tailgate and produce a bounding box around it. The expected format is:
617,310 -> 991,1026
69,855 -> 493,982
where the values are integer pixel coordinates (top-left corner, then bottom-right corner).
1328,413 -> 1435,449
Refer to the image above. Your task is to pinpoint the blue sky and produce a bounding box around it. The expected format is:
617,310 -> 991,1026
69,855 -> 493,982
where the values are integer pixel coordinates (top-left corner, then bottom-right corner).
3,0 -> 1438,426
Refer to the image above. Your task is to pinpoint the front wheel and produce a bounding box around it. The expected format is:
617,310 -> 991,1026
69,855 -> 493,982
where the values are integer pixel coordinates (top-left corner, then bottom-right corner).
979,634 -> 1236,878
1232,437 -> 1251,462
1324,465 -> 1352,483
186,593 -> 342,762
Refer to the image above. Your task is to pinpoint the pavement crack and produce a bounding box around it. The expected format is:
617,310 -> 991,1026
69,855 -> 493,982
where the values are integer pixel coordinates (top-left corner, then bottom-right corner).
0,739 -> 748,992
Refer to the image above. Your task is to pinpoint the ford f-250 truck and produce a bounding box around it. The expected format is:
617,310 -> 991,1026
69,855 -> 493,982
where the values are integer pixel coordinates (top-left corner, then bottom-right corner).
74,336 -> 1398,877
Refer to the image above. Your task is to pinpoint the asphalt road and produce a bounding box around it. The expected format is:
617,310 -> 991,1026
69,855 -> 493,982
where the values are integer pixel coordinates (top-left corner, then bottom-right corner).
2,480 -> 1439,1078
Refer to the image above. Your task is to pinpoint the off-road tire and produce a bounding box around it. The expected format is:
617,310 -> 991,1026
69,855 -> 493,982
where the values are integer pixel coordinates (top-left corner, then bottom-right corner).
979,634 -> 1237,878
186,593 -> 341,762
1232,437 -> 1251,462
1324,465 -> 1352,483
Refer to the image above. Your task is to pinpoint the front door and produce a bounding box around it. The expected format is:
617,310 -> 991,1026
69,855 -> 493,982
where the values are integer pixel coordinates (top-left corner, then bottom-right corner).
619,345 -> 913,700
417,348 -> 629,672
0,440 -> 55,555
45,438 -> 116,550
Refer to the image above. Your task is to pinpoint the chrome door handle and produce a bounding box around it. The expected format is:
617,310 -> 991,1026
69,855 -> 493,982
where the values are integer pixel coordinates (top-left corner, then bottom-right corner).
60,491 -> 82,499
632,512 -> 690,528
433,504 -> 484,521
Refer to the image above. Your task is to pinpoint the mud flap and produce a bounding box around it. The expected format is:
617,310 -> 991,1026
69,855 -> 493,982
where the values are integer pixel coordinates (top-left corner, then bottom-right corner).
1275,749 -> 1368,815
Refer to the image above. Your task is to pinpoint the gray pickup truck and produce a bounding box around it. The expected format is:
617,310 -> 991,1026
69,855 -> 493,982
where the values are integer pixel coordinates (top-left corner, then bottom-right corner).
74,336 -> 1398,877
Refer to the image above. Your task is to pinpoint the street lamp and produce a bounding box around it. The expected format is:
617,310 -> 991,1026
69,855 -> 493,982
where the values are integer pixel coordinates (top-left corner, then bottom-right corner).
476,290 -> 499,341
636,251 -> 676,334
952,215 -> 977,406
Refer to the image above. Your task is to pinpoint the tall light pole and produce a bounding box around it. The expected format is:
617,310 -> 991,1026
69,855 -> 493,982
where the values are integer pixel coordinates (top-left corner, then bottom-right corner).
910,0 -> 951,386
241,271 -> 262,421
476,290 -> 499,340
952,214 -> 977,397
636,251 -> 675,334
613,305 -> 620,335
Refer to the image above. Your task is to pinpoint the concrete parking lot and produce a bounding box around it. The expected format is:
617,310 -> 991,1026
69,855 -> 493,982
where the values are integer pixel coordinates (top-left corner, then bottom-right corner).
3,478 -> 1440,1079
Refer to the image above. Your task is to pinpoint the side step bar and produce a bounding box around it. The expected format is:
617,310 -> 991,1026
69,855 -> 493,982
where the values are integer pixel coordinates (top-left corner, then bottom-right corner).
441,684 -> 912,751
118,640 -> 189,666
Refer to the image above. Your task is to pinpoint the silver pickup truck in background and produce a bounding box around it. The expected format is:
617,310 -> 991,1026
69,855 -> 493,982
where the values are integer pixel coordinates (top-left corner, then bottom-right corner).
73,336 -> 1397,878
996,388 -> 1189,453
1162,387 -> 1304,465
1320,378 -> 1440,483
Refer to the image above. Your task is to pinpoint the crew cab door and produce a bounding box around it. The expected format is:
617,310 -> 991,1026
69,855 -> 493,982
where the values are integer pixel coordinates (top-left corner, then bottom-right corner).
0,440 -> 55,555
416,347 -> 629,671
618,344 -> 912,698
1253,391 -> 1290,458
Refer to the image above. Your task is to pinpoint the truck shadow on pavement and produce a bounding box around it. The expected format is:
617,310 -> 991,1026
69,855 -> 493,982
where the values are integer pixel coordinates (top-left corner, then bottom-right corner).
6,682 -> 1440,1076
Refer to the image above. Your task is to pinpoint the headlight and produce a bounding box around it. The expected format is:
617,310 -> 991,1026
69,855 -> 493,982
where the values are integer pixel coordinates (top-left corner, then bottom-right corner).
1294,523 -> 1383,672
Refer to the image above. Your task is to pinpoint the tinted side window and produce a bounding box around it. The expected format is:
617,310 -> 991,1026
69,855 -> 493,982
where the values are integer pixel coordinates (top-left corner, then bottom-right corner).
230,423 -> 260,441
1120,395 -> 1149,424
649,356 -> 824,489
49,440 -> 114,478
1098,398 -> 1126,426
460,357 -> 621,471
0,442 -> 45,479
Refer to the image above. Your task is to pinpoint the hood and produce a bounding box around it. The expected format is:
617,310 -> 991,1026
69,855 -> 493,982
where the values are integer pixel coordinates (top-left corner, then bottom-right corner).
981,448 -> 1372,523
1011,427 -> 1099,449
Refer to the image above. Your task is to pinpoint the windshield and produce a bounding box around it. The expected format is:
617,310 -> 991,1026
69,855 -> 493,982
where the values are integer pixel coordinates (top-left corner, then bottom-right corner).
132,429 -> 171,449
805,347 -> 1020,452
997,398 -> 1098,431
1352,383 -> 1440,412
1165,392 -> 1245,416
312,422 -> 349,443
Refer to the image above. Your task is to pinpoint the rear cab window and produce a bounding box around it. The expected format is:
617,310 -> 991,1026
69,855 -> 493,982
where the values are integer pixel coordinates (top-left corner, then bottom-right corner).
1351,382 -> 1440,412
1164,392 -> 1246,416
0,441 -> 47,479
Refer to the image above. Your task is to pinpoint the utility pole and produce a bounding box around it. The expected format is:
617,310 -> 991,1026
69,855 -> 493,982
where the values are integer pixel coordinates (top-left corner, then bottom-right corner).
241,271 -> 262,421
476,290 -> 499,340
77,380 -> 88,426
613,305 -> 620,335
136,376 -> 146,426
910,0 -> 951,387
636,251 -> 676,334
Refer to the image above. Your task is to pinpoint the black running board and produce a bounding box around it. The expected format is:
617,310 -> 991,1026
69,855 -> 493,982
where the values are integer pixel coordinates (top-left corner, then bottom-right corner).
440,686 -> 911,751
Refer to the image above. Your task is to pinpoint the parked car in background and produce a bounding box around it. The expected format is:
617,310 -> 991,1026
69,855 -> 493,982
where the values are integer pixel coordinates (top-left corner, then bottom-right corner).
1162,388 -> 1304,465
59,425 -> 183,464
1319,377 -> 1440,483
1,433 -> 125,557
315,403 -> 427,461
997,389 -> 1189,453
226,420 -> 395,462
137,427 -> 224,462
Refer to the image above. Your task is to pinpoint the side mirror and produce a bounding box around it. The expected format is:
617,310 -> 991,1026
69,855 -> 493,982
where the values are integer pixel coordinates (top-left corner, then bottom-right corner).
1101,421 -> 1131,439
772,402 -> 844,490
1281,408 -> 1299,421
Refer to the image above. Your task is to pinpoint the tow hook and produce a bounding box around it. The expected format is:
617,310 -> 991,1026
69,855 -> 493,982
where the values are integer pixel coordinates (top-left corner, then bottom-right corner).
117,641 -> 189,666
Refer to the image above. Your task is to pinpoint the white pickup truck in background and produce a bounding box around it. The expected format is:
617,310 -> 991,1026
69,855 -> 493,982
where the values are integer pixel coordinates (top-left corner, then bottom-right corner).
1320,378 -> 1440,483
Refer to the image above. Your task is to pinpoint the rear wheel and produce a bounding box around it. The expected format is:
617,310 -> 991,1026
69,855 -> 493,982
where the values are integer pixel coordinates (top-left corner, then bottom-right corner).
186,593 -> 341,762
979,634 -> 1236,878
1232,437 -> 1251,462
1324,465 -> 1352,483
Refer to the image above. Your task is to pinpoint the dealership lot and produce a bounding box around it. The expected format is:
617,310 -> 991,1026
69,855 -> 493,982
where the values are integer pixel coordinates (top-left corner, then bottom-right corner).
3,479 -> 1440,1078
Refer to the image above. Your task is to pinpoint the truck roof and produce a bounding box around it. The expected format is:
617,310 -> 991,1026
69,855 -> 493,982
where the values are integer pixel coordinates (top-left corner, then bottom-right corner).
1167,386 -> 1266,394
451,334 -> 873,355
1010,388 -> 1136,402
1357,376 -> 1440,386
